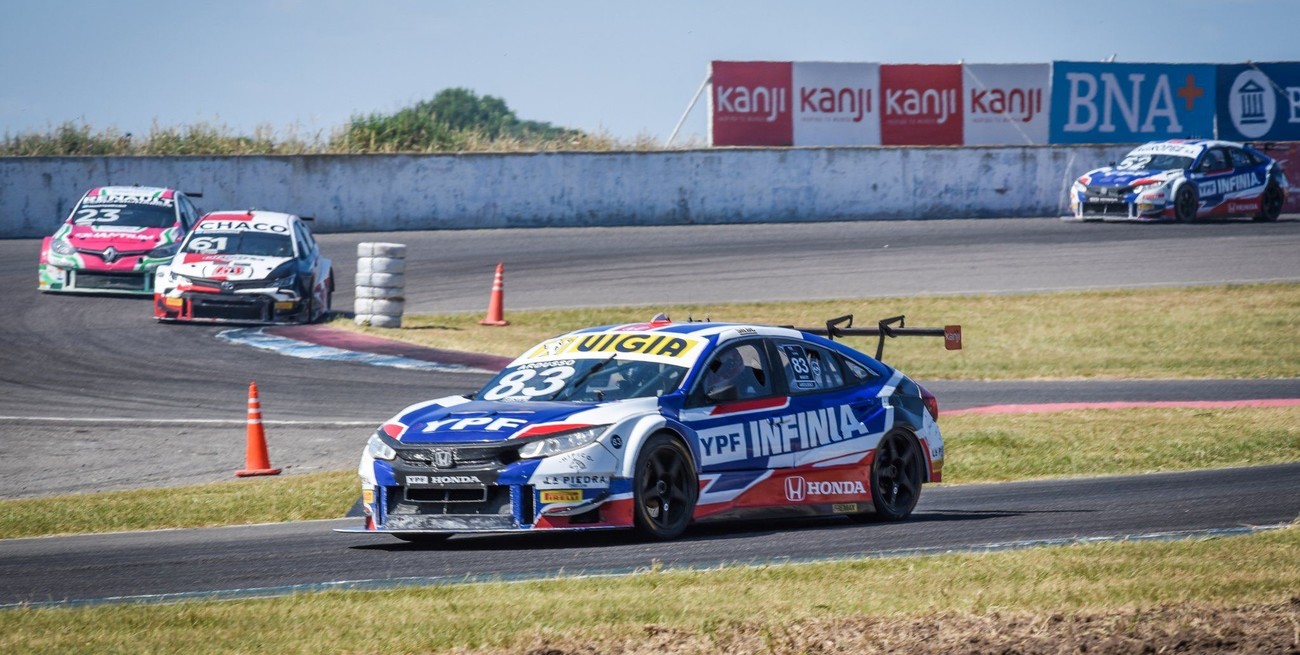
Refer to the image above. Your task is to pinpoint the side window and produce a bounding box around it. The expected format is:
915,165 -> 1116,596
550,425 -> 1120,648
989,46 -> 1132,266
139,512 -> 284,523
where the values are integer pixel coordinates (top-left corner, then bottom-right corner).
842,357 -> 878,384
1228,148 -> 1253,169
698,342 -> 772,402
777,342 -> 846,393
293,224 -> 311,259
179,197 -> 198,230
1199,148 -> 1228,172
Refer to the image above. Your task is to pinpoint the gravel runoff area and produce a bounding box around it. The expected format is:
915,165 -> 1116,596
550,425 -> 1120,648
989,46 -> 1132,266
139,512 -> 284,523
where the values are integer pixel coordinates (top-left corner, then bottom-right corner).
480,600 -> 1300,654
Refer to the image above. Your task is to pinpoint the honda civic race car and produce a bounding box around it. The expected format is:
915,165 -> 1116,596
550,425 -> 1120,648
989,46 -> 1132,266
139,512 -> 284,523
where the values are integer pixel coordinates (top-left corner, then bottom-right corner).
153,210 -> 333,324
340,314 -> 962,542
1068,139 -> 1287,222
38,186 -> 203,294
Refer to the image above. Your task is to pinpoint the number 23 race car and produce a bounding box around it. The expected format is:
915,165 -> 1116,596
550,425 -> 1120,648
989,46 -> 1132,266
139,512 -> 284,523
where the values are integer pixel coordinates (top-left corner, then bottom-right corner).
340,314 -> 961,543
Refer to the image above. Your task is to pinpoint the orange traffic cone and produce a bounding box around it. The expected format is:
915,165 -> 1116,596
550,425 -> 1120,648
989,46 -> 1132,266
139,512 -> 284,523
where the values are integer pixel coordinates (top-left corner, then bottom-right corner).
236,381 -> 281,477
479,262 -> 510,326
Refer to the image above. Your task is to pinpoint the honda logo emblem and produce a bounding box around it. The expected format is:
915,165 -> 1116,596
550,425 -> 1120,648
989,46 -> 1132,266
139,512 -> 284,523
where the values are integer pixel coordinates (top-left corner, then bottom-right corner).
432,450 -> 453,468
784,476 -> 805,502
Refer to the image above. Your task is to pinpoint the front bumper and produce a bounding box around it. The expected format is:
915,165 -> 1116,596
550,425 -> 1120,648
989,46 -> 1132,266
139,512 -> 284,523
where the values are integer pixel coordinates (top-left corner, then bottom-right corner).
39,263 -> 154,294
341,441 -> 633,535
154,289 -> 306,324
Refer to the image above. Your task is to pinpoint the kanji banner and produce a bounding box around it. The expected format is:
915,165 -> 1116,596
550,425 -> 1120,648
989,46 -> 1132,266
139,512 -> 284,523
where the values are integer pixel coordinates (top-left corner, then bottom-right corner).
962,64 -> 1050,145
792,62 -> 881,146
880,64 -> 963,146
710,61 -> 793,146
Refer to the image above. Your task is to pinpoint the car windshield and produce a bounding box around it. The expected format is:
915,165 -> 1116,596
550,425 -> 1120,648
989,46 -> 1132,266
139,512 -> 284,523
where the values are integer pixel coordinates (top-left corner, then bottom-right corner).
71,202 -> 176,228
1116,153 -> 1193,171
475,357 -> 687,402
182,231 -> 294,258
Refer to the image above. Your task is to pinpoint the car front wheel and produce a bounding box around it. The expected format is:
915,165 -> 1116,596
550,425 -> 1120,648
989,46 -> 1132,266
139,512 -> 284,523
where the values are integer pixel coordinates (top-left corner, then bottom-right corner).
632,434 -> 698,540
1174,184 -> 1199,222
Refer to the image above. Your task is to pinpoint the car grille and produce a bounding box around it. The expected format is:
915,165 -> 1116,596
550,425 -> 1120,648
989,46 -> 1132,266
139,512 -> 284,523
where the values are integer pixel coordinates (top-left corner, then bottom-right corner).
1080,202 -> 1134,217
74,271 -> 147,291
1086,184 -> 1133,198
387,485 -> 512,517
186,294 -> 273,321
187,276 -> 275,291
395,443 -> 521,471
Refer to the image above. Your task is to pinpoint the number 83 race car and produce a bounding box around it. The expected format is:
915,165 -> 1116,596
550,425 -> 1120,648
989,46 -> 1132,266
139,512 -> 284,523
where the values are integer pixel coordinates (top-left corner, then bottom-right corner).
339,314 -> 962,543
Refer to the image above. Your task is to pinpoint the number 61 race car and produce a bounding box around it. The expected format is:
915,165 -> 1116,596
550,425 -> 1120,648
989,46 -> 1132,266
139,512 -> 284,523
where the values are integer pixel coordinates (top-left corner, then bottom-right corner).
339,314 -> 961,543
153,210 -> 333,324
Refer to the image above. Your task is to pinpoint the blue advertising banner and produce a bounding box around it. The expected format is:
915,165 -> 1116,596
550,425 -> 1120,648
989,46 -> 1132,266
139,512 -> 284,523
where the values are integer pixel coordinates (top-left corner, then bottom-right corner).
1217,62 -> 1300,141
1050,62 -> 1217,144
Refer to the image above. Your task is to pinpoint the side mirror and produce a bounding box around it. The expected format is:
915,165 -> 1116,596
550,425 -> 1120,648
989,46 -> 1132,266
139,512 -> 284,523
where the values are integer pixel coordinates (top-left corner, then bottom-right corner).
705,384 -> 739,404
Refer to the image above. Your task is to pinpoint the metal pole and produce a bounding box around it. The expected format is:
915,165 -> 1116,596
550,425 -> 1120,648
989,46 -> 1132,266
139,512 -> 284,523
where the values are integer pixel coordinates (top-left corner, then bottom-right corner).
666,73 -> 711,148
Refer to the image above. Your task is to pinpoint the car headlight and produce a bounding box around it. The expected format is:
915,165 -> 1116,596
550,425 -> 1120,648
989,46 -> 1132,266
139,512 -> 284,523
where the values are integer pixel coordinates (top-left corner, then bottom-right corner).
518,425 -> 610,459
148,242 -> 180,259
267,261 -> 298,291
367,433 -> 397,461
50,239 -> 76,256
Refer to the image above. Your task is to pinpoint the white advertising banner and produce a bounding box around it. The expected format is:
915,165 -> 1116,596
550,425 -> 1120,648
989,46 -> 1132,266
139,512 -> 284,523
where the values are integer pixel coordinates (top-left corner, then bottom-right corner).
962,63 -> 1050,145
792,62 -> 881,146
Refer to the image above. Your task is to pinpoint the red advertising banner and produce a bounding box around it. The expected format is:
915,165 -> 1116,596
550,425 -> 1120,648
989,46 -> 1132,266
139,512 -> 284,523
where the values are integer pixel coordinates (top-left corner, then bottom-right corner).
880,64 -> 963,145
710,61 -> 793,146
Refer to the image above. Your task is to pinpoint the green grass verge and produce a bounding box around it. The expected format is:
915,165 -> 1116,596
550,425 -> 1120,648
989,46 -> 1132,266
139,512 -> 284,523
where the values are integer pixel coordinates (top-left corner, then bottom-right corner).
1,526 -> 1295,654
339,282 -> 1300,380
2,407 -> 1295,540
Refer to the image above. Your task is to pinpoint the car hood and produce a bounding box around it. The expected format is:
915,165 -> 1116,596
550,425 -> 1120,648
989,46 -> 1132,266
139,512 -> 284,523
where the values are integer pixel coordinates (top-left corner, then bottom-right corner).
1083,167 -> 1180,188
170,253 -> 291,281
394,399 -> 602,445
57,224 -> 176,251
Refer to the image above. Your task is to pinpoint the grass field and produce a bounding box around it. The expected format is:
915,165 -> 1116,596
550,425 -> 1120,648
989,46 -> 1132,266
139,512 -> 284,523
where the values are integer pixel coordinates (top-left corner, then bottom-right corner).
2,526 -> 1296,654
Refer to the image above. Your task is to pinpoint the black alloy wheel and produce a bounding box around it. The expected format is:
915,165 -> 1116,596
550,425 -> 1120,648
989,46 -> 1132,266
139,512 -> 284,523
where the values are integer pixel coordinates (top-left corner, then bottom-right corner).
1255,182 -> 1284,222
632,434 -> 698,540
1174,184 -> 1198,222
865,430 -> 923,521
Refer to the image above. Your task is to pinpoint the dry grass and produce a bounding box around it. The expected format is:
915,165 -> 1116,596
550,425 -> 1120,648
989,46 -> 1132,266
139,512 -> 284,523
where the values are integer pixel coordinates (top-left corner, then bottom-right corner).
337,282 -> 1300,380
1,526 -> 1296,654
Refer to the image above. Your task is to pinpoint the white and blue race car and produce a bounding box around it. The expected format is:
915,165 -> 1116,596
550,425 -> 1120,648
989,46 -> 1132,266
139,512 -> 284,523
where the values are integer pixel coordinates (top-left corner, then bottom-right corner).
1068,139 -> 1288,222
341,314 -> 961,542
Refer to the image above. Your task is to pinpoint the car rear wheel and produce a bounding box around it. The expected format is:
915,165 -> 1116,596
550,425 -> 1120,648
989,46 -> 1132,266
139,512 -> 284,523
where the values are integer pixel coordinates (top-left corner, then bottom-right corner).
865,430 -> 923,521
1174,184 -> 1198,222
1255,182 -> 1284,222
632,434 -> 697,540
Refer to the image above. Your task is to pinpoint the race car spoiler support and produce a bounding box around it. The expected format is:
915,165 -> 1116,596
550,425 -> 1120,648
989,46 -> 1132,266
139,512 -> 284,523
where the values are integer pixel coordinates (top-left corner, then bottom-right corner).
793,315 -> 962,362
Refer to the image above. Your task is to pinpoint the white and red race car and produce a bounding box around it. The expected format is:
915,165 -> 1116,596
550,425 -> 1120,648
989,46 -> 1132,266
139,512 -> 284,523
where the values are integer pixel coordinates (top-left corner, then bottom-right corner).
38,186 -> 203,294
153,210 -> 333,324
341,314 -> 961,543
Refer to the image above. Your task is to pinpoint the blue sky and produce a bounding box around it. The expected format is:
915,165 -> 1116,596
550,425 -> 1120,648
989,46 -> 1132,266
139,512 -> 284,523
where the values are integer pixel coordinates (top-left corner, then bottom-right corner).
3,0 -> 1297,145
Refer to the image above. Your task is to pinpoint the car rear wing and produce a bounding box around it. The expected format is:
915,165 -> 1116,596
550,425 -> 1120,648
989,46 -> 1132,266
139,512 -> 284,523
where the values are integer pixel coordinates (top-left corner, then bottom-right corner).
792,314 -> 962,362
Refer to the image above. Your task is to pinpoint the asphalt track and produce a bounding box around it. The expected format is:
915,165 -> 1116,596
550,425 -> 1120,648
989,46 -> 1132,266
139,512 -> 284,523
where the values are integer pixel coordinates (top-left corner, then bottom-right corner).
1,216 -> 1298,604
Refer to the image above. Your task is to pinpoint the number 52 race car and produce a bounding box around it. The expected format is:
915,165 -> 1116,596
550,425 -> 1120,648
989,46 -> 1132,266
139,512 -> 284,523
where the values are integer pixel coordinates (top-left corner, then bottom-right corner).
340,314 -> 961,543
153,210 -> 333,324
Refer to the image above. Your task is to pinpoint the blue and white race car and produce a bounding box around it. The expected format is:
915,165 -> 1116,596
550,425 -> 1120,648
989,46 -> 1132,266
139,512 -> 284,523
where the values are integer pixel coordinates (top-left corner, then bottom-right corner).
340,314 -> 961,542
1068,140 -> 1287,222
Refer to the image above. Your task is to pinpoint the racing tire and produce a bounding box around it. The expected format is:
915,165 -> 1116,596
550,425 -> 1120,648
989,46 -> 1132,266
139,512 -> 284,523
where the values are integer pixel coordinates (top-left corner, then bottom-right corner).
1254,182 -> 1284,222
1173,184 -> 1198,222
859,430 -> 924,522
631,433 -> 698,541
393,533 -> 451,545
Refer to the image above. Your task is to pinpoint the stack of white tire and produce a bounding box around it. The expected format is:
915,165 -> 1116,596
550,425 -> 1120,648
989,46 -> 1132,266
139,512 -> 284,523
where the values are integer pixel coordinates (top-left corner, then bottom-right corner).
354,242 -> 406,328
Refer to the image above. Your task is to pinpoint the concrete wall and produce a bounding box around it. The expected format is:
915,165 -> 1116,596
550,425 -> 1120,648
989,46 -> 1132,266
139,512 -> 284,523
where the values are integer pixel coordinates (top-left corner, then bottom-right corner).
0,146 -> 1134,238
